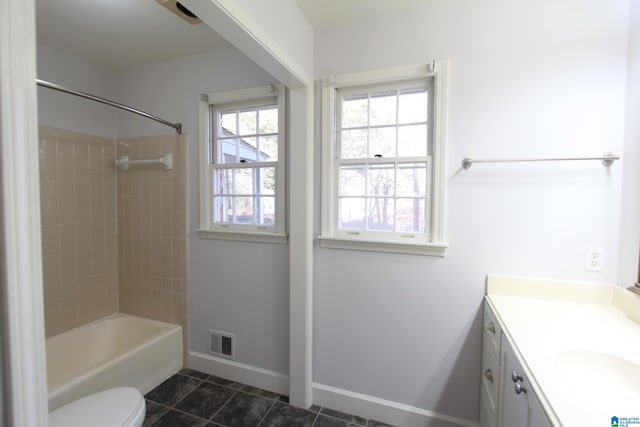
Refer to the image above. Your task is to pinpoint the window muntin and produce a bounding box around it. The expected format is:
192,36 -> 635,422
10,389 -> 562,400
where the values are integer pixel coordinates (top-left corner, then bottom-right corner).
212,99 -> 279,228
335,80 -> 433,239
199,85 -> 286,242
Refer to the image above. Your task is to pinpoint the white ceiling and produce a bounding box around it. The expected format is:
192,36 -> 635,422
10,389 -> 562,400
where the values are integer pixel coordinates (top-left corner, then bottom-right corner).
294,0 -> 430,29
36,0 -> 428,71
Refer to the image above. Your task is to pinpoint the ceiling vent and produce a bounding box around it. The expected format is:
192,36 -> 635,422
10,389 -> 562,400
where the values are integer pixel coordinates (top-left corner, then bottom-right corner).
156,0 -> 202,25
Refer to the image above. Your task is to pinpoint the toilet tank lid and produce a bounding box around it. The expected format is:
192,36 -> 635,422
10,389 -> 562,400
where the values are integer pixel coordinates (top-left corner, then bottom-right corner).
49,387 -> 145,427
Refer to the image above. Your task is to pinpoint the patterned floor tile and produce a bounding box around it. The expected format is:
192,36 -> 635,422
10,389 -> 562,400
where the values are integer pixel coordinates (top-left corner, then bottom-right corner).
318,408 -> 367,426
240,384 -> 280,400
206,375 -> 244,390
259,402 -> 318,427
149,409 -> 209,427
174,381 -> 238,419
142,370 -> 372,427
145,374 -> 202,407
312,414 -> 350,427
142,400 -> 169,427
366,420 -> 397,427
211,391 -> 275,426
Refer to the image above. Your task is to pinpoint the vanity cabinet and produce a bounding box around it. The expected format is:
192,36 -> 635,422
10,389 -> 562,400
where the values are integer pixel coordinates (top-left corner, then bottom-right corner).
481,300 -> 552,427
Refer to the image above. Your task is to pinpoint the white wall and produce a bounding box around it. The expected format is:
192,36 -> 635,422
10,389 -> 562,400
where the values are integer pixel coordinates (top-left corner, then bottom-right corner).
313,0 -> 629,420
114,47 -> 291,375
36,44 -> 116,138
619,1 -> 640,285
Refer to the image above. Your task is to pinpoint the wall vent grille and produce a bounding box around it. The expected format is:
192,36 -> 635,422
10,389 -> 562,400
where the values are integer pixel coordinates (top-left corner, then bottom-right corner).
208,330 -> 235,360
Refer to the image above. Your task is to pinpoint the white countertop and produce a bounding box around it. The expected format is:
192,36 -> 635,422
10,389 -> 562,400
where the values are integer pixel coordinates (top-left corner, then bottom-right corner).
486,275 -> 640,427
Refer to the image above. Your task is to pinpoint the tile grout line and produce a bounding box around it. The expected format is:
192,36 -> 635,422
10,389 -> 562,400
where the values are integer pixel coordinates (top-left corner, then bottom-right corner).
255,397 -> 279,427
165,376 -> 204,409
207,389 -> 240,423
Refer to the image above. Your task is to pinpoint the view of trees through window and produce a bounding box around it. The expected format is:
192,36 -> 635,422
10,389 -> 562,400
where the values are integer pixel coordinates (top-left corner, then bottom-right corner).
212,102 -> 278,226
338,86 -> 429,234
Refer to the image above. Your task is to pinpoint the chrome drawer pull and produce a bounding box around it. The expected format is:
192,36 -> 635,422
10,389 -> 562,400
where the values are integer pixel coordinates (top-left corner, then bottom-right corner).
515,382 -> 527,394
487,322 -> 496,334
484,369 -> 494,383
511,371 -> 523,383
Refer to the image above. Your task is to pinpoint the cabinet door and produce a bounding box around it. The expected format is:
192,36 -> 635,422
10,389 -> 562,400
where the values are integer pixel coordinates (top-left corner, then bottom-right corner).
498,336 -> 528,427
527,385 -> 552,427
498,335 -> 553,427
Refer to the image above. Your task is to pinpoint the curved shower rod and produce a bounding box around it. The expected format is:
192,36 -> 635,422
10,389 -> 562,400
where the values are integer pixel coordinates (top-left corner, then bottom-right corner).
36,79 -> 182,134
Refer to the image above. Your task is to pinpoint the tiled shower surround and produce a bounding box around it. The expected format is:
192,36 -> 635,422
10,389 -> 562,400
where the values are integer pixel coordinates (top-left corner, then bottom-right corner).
117,134 -> 187,343
39,126 -> 118,337
39,126 -> 187,343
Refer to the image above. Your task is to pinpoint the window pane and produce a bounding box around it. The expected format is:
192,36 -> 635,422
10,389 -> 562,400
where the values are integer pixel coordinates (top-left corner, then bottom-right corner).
398,124 -> 427,157
234,197 -> 253,224
234,168 -> 254,195
218,138 -> 238,163
340,165 -> 365,196
369,127 -> 396,158
369,93 -> 396,126
367,163 -> 395,197
342,96 -> 367,128
220,112 -> 237,136
396,198 -> 425,233
238,137 -> 258,162
214,169 -> 233,195
257,167 -> 275,195
239,110 -> 257,135
398,90 -> 428,124
259,107 -> 278,134
258,135 -> 278,161
213,196 -> 233,223
339,197 -> 365,230
256,196 -> 275,226
367,198 -> 394,231
396,163 -> 427,197
341,129 -> 367,159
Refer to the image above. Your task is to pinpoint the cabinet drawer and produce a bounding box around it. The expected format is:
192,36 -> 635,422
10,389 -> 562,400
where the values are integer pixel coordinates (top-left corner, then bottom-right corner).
482,332 -> 500,414
483,300 -> 502,359
480,384 -> 497,427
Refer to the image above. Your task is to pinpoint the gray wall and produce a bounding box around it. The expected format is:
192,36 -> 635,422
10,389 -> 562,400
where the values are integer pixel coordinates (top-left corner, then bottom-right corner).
113,47 -> 291,374
313,0 -> 629,420
37,44 -> 116,138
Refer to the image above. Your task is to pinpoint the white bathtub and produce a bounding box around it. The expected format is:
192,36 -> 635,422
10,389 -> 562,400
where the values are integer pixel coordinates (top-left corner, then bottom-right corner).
47,313 -> 183,411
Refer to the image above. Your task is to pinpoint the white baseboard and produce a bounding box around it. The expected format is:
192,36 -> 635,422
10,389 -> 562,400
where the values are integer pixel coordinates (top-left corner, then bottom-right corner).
188,351 -> 478,427
188,351 -> 290,395
313,383 -> 478,427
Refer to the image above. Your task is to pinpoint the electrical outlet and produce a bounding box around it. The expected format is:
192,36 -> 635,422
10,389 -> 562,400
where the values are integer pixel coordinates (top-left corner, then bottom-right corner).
585,246 -> 604,272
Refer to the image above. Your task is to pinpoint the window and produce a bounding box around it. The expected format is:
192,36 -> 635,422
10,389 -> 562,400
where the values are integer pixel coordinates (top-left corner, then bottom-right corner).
199,85 -> 286,243
320,62 -> 448,255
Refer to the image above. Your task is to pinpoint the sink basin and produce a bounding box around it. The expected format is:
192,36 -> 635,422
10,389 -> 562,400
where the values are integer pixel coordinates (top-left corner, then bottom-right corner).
553,349 -> 640,417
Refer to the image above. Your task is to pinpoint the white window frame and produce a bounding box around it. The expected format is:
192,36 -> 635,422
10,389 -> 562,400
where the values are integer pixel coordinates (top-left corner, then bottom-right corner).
198,84 -> 287,244
319,62 -> 449,256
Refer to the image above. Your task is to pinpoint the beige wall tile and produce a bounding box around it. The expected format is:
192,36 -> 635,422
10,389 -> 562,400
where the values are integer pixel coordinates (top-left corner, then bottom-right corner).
40,127 -> 187,350
40,126 -> 118,337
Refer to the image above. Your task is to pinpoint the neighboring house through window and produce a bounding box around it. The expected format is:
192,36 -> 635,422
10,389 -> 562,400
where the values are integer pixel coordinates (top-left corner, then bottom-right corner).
319,62 -> 449,255
199,85 -> 286,244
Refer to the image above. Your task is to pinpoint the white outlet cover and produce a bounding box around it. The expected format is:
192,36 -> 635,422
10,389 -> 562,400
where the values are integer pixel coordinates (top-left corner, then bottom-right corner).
585,246 -> 604,272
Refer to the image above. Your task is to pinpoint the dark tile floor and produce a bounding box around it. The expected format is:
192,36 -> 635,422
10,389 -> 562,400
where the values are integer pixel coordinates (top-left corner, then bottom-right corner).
143,369 -> 396,427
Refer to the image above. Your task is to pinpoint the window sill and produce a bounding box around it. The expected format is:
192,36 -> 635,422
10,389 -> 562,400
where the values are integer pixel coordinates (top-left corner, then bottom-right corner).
198,229 -> 288,245
317,235 -> 447,256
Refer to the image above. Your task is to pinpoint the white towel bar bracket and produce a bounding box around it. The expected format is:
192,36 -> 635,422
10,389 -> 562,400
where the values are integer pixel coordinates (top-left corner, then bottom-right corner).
115,154 -> 173,171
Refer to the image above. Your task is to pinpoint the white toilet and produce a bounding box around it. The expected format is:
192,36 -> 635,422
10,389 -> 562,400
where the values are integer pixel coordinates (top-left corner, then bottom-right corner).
49,387 -> 146,427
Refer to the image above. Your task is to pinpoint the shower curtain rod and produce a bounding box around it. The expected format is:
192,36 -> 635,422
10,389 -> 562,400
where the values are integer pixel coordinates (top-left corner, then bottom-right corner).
36,79 -> 182,134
